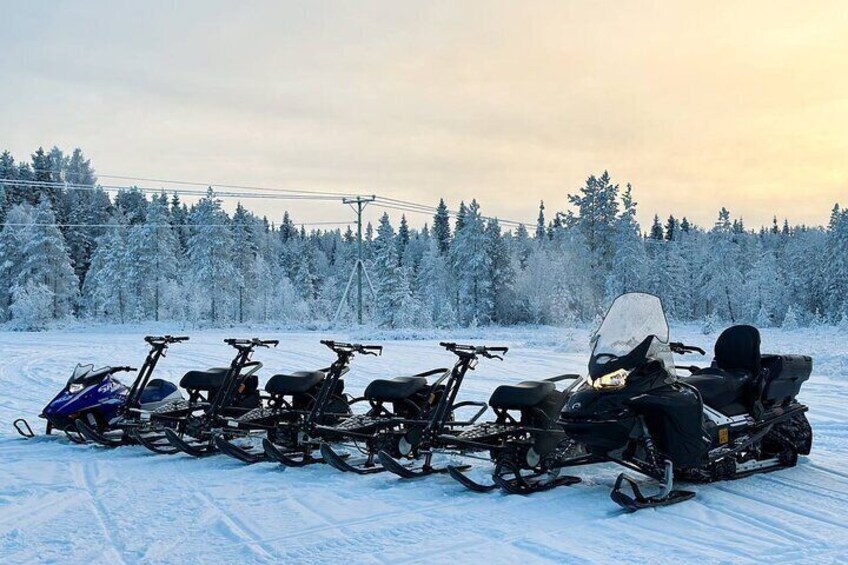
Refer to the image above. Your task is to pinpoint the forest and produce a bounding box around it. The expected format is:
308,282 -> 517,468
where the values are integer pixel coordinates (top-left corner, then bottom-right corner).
1,146 -> 846,330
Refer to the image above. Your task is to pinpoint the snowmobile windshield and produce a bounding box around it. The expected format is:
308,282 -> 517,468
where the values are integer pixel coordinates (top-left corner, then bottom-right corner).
68,364 -> 94,384
589,293 -> 674,381
68,364 -> 112,385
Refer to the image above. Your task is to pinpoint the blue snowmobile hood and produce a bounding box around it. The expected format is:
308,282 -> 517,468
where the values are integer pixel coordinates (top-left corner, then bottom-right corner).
42,376 -> 129,423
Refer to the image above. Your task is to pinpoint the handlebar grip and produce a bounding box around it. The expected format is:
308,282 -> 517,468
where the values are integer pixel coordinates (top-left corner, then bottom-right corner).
487,347 -> 509,353
173,336 -> 190,342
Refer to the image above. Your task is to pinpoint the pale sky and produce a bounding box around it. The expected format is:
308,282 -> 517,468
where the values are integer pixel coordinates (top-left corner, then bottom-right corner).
2,1 -> 846,229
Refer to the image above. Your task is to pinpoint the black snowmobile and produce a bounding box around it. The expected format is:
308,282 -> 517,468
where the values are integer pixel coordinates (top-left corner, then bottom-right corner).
212,339 -> 373,464
328,342 -> 509,479
558,292 -> 813,511
14,335 -> 189,446
135,338 -> 275,456
259,340 -> 384,467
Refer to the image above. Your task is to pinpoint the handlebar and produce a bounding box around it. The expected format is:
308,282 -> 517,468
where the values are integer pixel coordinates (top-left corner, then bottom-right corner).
224,338 -> 279,349
114,366 -> 137,373
320,340 -> 383,356
439,342 -> 509,360
669,342 -> 706,356
145,335 -> 190,345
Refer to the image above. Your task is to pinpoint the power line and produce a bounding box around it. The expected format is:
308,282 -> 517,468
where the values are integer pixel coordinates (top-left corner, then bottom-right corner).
0,221 -> 353,229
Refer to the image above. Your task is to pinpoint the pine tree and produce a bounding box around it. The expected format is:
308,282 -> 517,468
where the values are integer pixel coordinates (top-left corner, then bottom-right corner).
649,214 -> 664,240
13,197 -> 79,320
664,215 -> 677,241
432,198 -> 452,254
126,197 -> 181,321
450,200 -> 492,324
371,213 -> 402,326
535,201 -> 546,240
84,214 -> 132,322
397,214 -> 410,256
680,217 -> 691,233
186,189 -> 236,323
485,217 -> 513,323
231,203 -> 258,323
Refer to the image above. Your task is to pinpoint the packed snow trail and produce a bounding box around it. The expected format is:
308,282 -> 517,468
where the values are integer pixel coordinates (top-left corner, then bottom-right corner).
0,326 -> 845,564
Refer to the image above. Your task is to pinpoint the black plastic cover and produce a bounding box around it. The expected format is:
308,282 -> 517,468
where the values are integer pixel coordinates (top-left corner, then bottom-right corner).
760,354 -> 812,405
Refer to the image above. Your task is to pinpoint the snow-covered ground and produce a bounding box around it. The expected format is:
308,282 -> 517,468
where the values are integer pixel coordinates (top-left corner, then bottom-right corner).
1,325 -> 846,564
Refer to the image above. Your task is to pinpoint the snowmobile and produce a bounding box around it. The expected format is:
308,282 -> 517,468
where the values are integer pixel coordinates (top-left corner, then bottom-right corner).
258,340 -> 385,467
154,338 -> 278,457
556,292 -> 813,511
325,342 -> 508,479
13,335 -> 189,444
211,339 -> 372,464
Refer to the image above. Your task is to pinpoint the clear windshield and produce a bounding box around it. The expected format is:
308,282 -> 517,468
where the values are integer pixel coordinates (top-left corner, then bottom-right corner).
591,293 -> 673,373
70,364 -> 94,382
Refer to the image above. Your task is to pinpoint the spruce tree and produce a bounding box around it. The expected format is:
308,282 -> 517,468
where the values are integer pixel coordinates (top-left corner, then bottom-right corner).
432,198 -> 452,254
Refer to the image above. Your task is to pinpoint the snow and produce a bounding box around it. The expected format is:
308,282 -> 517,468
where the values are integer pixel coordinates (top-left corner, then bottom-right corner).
1,325 -> 846,563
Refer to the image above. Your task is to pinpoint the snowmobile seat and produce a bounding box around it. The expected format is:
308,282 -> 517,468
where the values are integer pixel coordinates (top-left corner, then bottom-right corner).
265,371 -> 325,395
489,380 -> 556,410
364,376 -> 428,402
683,368 -> 751,416
180,369 -> 228,391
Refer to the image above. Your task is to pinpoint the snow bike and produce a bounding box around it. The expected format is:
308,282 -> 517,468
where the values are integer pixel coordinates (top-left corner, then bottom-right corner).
440,370 -> 588,493
258,340 -> 384,467
557,292 -> 813,511
134,338 -> 274,455
212,339 -> 369,464
340,342 -> 511,479
13,335 -> 189,445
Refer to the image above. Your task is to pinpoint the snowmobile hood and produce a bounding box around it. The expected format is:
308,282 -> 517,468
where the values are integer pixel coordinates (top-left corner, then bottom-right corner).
42,376 -> 128,418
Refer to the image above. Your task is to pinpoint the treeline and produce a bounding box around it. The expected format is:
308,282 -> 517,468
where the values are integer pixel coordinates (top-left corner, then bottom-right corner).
0,147 -> 846,330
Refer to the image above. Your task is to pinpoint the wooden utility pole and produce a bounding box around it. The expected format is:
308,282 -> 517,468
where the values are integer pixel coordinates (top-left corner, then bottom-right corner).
335,196 -> 376,324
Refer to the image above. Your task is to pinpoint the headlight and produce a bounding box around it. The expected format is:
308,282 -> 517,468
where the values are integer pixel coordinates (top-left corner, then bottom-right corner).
68,383 -> 84,394
590,368 -> 629,391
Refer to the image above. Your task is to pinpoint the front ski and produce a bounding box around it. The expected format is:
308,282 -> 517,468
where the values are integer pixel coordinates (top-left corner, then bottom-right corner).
320,444 -> 385,475
213,434 -> 266,464
131,428 -> 180,454
494,472 -> 581,495
609,472 -> 695,512
377,450 -> 467,479
164,428 -> 216,457
446,465 -> 498,492
74,419 -> 125,448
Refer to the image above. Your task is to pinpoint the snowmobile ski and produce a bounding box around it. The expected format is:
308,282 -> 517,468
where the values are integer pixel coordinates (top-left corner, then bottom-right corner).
164,428 -> 216,457
13,419 -> 35,439
446,465 -> 498,492
493,470 -> 581,495
320,444 -> 385,475
131,428 -> 180,454
609,472 -> 695,512
213,435 -> 266,464
74,419 -> 125,448
377,450 -> 468,479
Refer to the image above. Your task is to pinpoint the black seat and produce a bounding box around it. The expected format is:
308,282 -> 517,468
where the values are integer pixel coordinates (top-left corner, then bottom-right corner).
489,380 -> 556,410
265,371 -> 325,395
180,368 -> 228,391
682,325 -> 761,415
364,377 -> 427,402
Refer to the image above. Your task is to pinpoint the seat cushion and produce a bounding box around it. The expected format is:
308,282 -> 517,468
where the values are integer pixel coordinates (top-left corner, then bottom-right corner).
265,371 -> 325,395
682,368 -> 750,415
489,380 -> 556,410
180,369 -> 228,391
365,376 -> 428,402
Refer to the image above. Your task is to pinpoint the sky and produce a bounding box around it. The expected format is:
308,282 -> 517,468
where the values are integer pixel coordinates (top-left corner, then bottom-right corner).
1,1 -> 847,230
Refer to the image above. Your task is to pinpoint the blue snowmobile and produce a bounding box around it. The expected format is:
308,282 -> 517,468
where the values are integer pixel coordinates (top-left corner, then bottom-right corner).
13,335 -> 189,444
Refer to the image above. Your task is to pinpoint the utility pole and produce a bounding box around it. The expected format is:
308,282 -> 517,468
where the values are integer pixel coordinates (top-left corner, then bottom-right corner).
335,195 -> 376,324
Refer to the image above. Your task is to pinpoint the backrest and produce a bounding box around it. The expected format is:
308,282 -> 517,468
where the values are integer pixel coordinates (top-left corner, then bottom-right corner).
714,325 -> 761,376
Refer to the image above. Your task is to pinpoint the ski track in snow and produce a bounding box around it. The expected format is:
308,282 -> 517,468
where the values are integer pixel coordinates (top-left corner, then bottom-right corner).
0,325 -> 845,564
